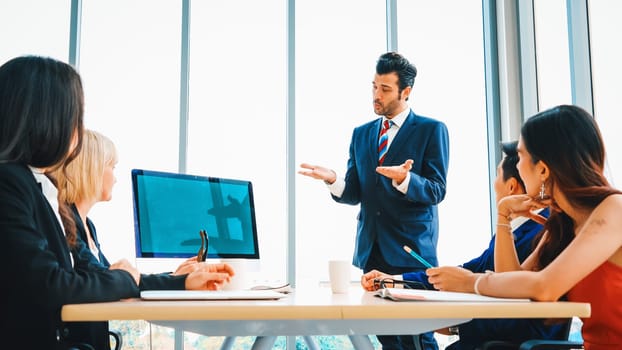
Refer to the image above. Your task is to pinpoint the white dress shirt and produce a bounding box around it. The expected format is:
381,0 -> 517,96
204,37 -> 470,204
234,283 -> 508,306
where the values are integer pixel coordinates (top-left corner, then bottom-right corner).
328,107 -> 412,197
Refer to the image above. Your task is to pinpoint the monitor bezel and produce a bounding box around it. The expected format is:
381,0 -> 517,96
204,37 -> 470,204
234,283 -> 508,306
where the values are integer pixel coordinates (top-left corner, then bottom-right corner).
131,169 -> 260,259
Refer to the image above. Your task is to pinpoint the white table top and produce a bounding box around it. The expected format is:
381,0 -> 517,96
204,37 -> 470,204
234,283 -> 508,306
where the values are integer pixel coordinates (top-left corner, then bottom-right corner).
62,286 -> 590,322
61,286 -> 591,349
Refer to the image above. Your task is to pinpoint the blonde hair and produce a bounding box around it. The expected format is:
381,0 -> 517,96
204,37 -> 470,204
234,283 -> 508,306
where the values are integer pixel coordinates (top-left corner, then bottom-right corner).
54,129 -> 118,204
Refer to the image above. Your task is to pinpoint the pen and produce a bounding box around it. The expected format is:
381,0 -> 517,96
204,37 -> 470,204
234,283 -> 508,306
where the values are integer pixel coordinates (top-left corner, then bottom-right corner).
403,245 -> 434,269
198,230 -> 208,262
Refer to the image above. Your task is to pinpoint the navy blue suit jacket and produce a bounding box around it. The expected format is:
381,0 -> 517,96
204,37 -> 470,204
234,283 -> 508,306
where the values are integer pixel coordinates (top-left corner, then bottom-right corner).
71,204 -> 111,268
402,209 -> 565,348
333,110 -> 449,271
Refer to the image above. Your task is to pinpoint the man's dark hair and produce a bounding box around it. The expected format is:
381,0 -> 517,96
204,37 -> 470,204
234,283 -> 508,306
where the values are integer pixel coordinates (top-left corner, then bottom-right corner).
500,140 -> 525,191
376,52 -> 417,98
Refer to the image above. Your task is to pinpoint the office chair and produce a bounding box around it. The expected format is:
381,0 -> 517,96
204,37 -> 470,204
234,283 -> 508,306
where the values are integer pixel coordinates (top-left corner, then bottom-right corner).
109,330 -> 123,350
480,339 -> 583,350
479,318 -> 583,350
517,339 -> 583,349
61,330 -> 122,350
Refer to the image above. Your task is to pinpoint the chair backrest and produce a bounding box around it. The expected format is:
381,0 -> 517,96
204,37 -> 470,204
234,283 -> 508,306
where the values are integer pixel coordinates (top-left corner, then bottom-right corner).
480,318 -> 579,350
516,318 -> 584,350
109,330 -> 123,350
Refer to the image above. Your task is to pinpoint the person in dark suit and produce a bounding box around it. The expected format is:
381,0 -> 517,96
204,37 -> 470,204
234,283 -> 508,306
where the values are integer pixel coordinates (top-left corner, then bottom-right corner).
300,52 -> 449,350
361,141 -> 565,350
0,56 -> 233,350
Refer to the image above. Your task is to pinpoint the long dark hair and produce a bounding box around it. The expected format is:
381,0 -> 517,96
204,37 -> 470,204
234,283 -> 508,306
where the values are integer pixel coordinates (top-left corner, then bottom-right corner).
0,56 -> 84,247
521,105 -> 621,270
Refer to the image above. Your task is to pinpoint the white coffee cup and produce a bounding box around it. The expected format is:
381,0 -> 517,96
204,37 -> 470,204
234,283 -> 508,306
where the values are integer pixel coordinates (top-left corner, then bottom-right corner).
221,258 -> 250,291
328,260 -> 351,294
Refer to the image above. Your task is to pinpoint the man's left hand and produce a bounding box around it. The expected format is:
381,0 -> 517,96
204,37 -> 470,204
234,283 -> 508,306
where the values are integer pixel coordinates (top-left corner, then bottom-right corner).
376,159 -> 413,184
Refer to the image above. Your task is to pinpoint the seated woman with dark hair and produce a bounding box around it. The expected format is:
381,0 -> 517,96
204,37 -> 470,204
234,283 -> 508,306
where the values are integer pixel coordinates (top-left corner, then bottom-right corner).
427,105 -> 622,350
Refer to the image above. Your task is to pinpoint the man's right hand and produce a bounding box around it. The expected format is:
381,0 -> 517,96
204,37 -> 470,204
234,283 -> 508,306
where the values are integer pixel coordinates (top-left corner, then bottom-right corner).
360,269 -> 391,291
298,163 -> 336,184
185,263 -> 234,290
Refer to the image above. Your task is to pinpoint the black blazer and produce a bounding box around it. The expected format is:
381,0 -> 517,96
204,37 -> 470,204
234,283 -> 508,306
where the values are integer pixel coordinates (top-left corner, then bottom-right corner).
69,203 -> 187,290
71,204 -> 111,268
68,201 -> 187,349
0,162 -> 184,349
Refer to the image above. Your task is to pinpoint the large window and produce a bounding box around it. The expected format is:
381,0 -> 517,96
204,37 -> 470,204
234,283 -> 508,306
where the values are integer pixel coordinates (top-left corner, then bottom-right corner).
589,0 -> 622,187
534,0 -> 572,110
295,0 -> 386,285
397,1 -> 489,265
0,0 -> 70,64
187,0 -> 287,283
78,0 -> 182,266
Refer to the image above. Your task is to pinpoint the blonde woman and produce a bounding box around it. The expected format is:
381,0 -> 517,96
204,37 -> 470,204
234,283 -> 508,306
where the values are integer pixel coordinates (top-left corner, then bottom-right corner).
53,129 -> 204,272
53,129 -> 117,266
51,129 -> 231,349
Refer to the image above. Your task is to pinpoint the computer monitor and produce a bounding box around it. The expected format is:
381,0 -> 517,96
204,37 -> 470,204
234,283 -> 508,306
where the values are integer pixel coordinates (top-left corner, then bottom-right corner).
131,169 -> 260,259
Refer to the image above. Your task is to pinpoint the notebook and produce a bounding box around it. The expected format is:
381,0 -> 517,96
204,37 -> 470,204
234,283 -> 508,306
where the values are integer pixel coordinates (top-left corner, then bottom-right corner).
141,289 -> 286,301
375,288 -> 530,302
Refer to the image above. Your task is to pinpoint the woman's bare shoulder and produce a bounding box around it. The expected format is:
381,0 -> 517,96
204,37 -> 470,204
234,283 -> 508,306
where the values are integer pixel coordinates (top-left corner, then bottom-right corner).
600,193 -> 622,209
590,194 -> 622,237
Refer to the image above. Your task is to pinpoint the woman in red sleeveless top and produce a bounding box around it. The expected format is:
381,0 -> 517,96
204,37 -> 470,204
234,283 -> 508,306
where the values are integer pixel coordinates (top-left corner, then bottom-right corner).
426,105 -> 622,350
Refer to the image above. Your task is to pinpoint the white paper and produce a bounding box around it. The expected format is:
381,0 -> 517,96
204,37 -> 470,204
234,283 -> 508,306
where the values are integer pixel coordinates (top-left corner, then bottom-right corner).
375,288 -> 530,302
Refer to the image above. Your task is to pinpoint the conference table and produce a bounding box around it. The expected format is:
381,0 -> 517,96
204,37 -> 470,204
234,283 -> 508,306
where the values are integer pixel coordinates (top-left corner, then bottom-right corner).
61,286 -> 590,350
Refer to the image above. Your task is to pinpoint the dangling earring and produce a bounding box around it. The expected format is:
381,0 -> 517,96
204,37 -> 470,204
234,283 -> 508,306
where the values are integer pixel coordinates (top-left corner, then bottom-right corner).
539,182 -> 546,200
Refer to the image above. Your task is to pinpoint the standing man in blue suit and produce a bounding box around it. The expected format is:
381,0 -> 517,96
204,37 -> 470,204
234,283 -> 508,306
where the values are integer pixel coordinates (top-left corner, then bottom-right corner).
299,52 -> 449,350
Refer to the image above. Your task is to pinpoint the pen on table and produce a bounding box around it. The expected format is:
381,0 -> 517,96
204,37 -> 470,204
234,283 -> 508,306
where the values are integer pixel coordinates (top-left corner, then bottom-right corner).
403,245 -> 434,269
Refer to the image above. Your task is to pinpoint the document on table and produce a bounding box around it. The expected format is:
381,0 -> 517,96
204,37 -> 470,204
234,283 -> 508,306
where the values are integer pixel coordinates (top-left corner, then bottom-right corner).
375,288 -> 530,302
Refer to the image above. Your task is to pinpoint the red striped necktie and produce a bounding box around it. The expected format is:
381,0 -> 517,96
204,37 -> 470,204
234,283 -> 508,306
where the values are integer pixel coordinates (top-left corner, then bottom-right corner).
378,120 -> 391,165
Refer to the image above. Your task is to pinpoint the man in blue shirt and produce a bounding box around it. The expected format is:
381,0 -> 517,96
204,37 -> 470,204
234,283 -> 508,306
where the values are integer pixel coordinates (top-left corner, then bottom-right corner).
361,141 -> 564,349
